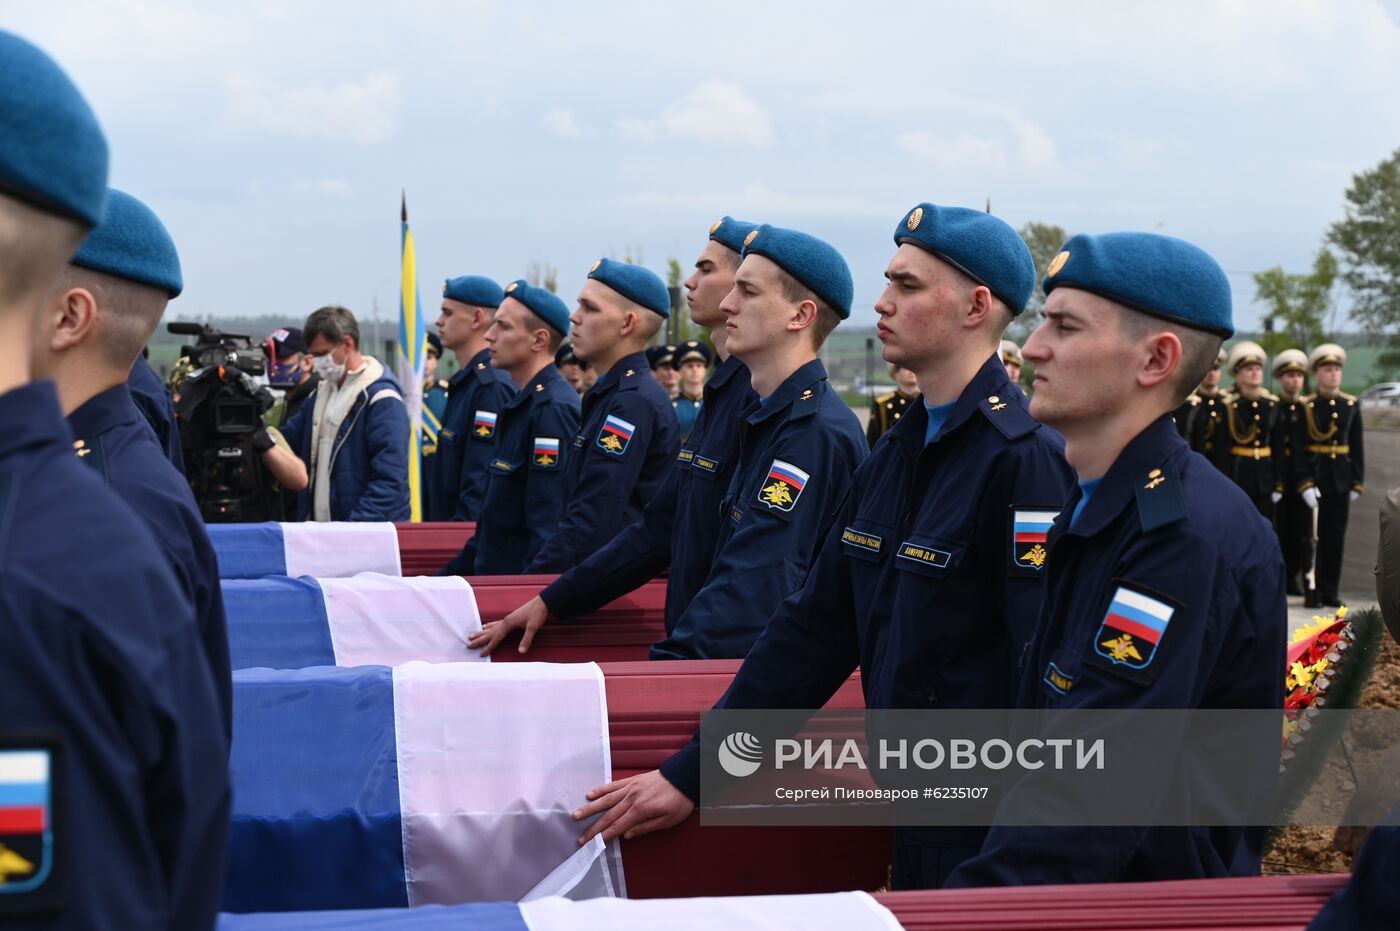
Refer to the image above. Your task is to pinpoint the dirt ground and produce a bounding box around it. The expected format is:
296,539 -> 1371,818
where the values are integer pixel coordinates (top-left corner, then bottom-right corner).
1264,634 -> 1400,875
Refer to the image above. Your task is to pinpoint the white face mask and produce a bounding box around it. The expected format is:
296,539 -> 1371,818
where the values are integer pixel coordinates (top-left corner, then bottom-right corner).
311,348 -> 346,382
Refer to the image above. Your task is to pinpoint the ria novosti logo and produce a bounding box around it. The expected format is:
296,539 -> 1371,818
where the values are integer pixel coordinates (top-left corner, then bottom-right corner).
717,731 -> 764,777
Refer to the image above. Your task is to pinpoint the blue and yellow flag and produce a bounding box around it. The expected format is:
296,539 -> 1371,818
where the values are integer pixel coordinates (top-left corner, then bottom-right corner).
396,193 -> 427,522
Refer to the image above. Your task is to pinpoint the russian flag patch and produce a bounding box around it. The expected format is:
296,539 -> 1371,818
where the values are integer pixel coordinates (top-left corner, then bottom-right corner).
757,459 -> 809,512
533,437 -> 561,468
596,414 -> 635,456
1011,508 -> 1058,572
1089,583 -> 1177,680
472,410 -> 498,440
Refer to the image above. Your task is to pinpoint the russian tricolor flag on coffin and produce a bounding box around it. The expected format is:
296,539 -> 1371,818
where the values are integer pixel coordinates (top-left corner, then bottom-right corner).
217,890 -> 904,929
207,522 -> 402,580
226,662 -> 624,913
223,574 -> 484,670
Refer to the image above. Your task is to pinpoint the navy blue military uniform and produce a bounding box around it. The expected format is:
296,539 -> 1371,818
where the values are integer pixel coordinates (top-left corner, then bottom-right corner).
540,352 -> 755,629
441,364 -> 581,574
68,384 -> 232,733
1308,821 -> 1400,928
945,415 -> 1286,887
652,359 -> 865,659
673,390 -> 703,439
427,348 -> 515,521
128,354 -> 184,474
0,382 -> 229,929
659,357 -> 1073,883
526,349 -> 681,572
1297,391 -> 1363,606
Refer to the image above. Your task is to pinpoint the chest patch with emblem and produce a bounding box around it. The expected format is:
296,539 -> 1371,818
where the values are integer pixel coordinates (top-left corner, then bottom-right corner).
532,437 -> 560,468
472,410 -> 498,439
597,414 -> 635,455
757,459 -> 808,512
1092,585 -> 1175,673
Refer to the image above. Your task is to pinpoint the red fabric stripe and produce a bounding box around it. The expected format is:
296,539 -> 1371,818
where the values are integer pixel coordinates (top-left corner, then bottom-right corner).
1105,612 -> 1162,645
0,805 -> 45,832
1014,531 -> 1048,543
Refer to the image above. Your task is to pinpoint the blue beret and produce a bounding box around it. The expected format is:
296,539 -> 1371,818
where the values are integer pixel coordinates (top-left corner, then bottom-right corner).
708,215 -> 759,255
587,258 -> 670,318
1042,232 -> 1234,338
442,274 -> 504,308
893,203 -> 1036,315
71,188 -> 182,298
0,31 -> 108,228
503,279 -> 570,336
741,224 -> 853,319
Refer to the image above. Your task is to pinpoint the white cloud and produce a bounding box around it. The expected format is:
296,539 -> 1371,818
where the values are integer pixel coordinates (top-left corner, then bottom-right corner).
291,178 -> 352,197
541,108 -> 596,139
617,82 -> 774,148
222,72 -> 401,145
623,181 -> 888,219
897,131 -> 1010,173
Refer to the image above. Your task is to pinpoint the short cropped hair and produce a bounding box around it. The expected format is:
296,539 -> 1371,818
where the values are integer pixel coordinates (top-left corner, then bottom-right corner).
57,265 -> 167,368
776,269 -> 841,350
1116,306 -> 1224,404
304,304 -> 360,349
521,307 -> 565,353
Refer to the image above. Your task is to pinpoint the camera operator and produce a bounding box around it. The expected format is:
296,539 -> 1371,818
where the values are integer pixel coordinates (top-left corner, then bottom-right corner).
280,304 -> 411,521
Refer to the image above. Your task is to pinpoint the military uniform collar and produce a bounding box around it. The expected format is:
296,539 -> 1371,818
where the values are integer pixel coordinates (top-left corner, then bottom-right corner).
707,352 -> 747,390
743,358 -> 827,424
890,353 -> 1032,452
507,363 -> 566,409
0,380 -> 73,460
468,347 -> 498,384
67,383 -> 142,442
597,350 -> 650,393
1061,414 -> 1188,539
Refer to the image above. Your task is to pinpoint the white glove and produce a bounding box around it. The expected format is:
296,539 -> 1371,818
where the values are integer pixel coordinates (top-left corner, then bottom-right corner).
1302,487 -> 1319,509
1350,489 -> 1361,502
1271,491 -> 1283,504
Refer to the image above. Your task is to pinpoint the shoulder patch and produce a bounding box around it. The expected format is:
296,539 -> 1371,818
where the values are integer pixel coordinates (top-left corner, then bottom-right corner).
531,437 -> 561,469
1009,506 -> 1058,576
1134,465 -> 1187,532
1085,582 -> 1181,685
0,740 -> 62,907
978,394 -> 1038,440
597,414 -> 635,455
471,410 -> 498,440
757,459 -> 809,512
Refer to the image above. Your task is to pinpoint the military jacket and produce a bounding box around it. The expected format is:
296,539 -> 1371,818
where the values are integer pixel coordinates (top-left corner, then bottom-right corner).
427,349 -> 516,521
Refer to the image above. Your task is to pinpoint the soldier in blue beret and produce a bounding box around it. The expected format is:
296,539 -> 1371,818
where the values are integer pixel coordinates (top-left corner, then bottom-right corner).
672,339 -> 712,439
944,232 -> 1285,887
641,223 -> 867,658
500,258 -> 681,573
426,275 -> 516,521
0,34 -> 229,927
572,204 -> 1073,887
475,217 -> 760,654
441,281 -> 582,574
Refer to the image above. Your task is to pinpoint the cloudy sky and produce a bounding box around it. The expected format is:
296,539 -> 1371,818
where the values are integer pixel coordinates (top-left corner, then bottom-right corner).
10,0 -> 1400,331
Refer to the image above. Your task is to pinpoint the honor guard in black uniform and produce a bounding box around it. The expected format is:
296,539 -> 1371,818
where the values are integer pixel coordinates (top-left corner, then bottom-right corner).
1272,348 -> 1311,594
1298,343 -> 1363,607
948,232 -> 1284,887
571,203 -> 1073,889
0,32 -> 228,928
672,339 -> 710,440
1186,348 -> 1228,457
866,363 -> 920,448
428,275 -> 515,521
441,281 -> 581,574
1216,341 -> 1286,518
475,217 -> 759,656
524,259 -> 681,572
647,342 -> 681,398
418,333 -> 448,512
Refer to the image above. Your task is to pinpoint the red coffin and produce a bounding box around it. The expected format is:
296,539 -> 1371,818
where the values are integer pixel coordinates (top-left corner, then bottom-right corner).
600,660 -> 891,898
394,521 -> 475,576
875,872 -> 1347,930
468,575 -> 668,664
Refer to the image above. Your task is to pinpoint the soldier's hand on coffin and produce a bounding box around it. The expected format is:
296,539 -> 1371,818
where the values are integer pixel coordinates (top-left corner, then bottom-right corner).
467,595 -> 549,656
1302,487 -> 1320,509
573,770 -> 694,844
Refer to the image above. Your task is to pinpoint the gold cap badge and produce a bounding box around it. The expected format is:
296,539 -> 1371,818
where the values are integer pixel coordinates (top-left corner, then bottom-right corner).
1047,251 -> 1070,277
906,206 -> 923,231
505,281 -> 518,293
743,229 -> 759,247
590,259 -> 601,273
710,219 -> 722,235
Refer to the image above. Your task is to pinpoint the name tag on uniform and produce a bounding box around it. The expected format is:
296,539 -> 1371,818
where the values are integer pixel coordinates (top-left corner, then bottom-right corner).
841,527 -> 884,555
730,506 -> 744,524
693,455 -> 720,473
897,542 -> 951,568
488,458 -> 516,474
1043,661 -> 1076,695
677,449 -> 695,464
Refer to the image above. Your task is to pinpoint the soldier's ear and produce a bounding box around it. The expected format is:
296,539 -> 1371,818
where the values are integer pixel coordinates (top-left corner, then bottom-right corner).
49,285 -> 99,352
